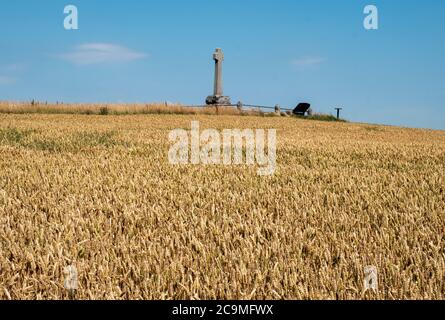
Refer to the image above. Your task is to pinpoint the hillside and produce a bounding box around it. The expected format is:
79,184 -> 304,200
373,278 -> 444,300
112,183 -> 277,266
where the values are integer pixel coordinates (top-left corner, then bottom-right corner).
0,114 -> 444,299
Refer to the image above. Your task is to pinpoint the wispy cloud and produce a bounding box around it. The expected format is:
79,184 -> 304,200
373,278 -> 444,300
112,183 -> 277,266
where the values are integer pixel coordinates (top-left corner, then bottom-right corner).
57,43 -> 148,65
3,63 -> 26,72
0,75 -> 16,85
291,57 -> 326,68
0,63 -> 26,85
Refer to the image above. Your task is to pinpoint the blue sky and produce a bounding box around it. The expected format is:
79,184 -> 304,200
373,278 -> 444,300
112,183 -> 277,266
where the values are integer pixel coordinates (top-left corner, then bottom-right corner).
0,0 -> 444,129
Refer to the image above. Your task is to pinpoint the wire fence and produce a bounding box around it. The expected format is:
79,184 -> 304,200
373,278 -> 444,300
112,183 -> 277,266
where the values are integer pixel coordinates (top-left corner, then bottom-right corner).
185,103 -> 294,112
240,104 -> 294,112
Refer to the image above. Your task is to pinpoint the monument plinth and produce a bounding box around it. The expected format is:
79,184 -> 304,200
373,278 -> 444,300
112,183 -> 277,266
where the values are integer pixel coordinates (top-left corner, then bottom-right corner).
206,48 -> 231,106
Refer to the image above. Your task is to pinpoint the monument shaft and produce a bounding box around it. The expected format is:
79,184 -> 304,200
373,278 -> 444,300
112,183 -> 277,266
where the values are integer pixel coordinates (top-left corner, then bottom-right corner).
214,49 -> 223,96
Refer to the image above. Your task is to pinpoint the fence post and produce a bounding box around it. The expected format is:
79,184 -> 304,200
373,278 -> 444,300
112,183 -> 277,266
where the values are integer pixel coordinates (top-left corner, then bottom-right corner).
275,104 -> 281,114
335,108 -> 343,120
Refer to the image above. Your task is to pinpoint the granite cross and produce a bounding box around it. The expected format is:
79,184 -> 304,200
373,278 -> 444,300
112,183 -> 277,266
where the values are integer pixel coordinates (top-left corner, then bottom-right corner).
206,48 -> 231,105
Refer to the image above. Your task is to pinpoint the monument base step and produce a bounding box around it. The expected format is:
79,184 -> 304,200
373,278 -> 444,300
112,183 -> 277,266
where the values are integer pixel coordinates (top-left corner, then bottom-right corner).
206,95 -> 232,106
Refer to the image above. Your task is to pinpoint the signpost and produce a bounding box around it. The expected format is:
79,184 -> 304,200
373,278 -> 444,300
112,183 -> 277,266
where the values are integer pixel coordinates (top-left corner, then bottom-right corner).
335,108 -> 343,120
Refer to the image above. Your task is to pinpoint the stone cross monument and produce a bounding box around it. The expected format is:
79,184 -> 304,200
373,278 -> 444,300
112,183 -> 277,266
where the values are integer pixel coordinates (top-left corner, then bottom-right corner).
206,48 -> 231,105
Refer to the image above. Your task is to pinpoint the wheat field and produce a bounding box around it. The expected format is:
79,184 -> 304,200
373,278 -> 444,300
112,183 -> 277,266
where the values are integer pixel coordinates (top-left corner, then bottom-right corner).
0,113 -> 444,300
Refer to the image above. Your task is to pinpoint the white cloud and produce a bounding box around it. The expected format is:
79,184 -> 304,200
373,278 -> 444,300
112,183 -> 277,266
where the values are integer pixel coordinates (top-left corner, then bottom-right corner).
3,63 -> 26,72
0,76 -> 16,85
291,57 -> 326,67
58,43 -> 147,65
0,63 -> 25,84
